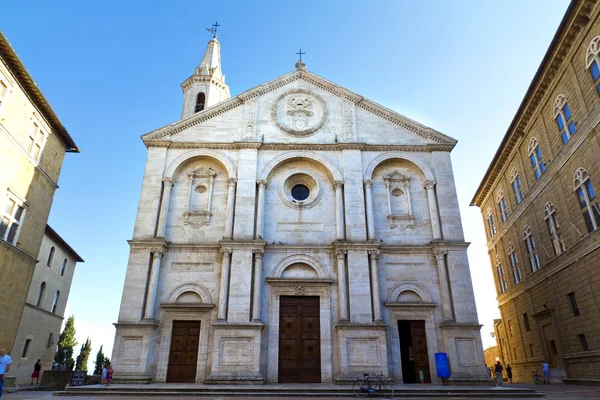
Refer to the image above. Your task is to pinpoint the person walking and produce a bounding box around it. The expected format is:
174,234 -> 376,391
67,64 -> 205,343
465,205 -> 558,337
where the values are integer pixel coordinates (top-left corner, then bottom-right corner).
30,359 -> 41,385
506,364 -> 513,384
0,349 -> 13,399
494,361 -> 504,386
542,361 -> 550,384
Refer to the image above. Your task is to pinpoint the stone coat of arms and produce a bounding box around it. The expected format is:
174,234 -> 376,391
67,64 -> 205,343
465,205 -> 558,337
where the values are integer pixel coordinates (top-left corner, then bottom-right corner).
272,89 -> 327,136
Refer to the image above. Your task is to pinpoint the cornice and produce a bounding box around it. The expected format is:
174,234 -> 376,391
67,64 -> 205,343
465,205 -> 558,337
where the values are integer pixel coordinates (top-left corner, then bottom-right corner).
219,239 -> 266,251
471,0 -> 596,206
127,238 -> 168,251
24,302 -> 65,320
143,140 -> 455,153
334,241 -> 380,252
0,237 -> 38,263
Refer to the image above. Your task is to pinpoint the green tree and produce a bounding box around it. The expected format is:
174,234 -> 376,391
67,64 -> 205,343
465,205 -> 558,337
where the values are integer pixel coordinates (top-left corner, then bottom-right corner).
54,315 -> 77,367
93,345 -> 105,375
102,357 -> 111,370
75,337 -> 92,371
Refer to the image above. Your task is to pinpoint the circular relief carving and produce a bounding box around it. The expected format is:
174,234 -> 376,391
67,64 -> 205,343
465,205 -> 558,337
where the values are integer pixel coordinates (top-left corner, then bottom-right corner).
272,89 -> 328,137
279,171 -> 322,209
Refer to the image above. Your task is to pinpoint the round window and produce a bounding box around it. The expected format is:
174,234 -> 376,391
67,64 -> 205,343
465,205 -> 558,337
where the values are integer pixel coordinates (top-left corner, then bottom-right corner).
195,186 -> 208,193
391,188 -> 404,197
291,184 -> 310,201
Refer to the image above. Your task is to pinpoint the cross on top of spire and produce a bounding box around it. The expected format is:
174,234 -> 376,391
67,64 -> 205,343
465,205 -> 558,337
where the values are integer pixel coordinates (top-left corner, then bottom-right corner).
295,48 -> 305,62
205,21 -> 221,38
295,48 -> 307,71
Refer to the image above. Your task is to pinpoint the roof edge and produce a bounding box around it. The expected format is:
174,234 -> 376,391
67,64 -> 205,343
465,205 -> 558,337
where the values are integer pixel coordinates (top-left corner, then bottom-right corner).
45,225 -> 84,262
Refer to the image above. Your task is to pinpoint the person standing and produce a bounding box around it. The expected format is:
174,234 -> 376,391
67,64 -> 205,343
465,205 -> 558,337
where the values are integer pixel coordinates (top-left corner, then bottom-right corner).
506,364 -> 513,384
30,359 -> 41,385
542,361 -> 550,384
0,349 -> 13,399
494,361 -> 504,386
105,364 -> 113,387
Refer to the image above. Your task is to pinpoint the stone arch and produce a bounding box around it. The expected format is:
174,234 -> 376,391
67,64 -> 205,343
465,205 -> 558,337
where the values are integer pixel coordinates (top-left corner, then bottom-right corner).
365,152 -> 434,181
272,254 -> 329,279
168,283 -> 212,304
388,282 -> 433,303
259,151 -> 343,182
164,149 -> 236,179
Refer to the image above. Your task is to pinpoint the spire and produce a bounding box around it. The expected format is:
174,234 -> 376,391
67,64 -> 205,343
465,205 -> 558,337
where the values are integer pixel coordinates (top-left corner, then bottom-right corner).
195,36 -> 224,81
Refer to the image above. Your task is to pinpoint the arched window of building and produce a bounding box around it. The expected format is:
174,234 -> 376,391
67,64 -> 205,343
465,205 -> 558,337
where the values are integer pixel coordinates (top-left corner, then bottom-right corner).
554,94 -> 576,144
544,202 -> 565,256
497,189 -> 509,222
60,258 -> 67,276
51,290 -> 60,313
573,167 -> 600,233
510,168 -> 525,205
487,207 -> 497,238
47,246 -> 55,267
508,242 -> 522,285
586,36 -> 600,94
195,92 -> 206,113
36,282 -> 46,307
528,137 -> 546,180
496,255 -> 507,294
523,225 -> 541,272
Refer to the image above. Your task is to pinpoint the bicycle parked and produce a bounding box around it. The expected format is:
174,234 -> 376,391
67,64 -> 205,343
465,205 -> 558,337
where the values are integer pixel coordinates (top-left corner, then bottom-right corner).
352,371 -> 394,399
532,369 -> 544,385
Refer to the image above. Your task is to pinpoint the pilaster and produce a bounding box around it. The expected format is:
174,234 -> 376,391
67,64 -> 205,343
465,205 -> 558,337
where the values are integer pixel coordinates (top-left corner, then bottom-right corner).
233,148 -> 258,239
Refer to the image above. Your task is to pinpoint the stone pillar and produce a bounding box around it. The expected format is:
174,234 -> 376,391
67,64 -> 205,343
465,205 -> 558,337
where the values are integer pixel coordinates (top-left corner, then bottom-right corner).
251,251 -> 263,322
255,180 -> 267,239
224,179 -> 237,239
143,251 -> 163,320
335,181 -> 346,240
336,250 -> 349,321
364,180 -> 375,240
434,250 -> 454,321
368,250 -> 382,322
217,249 -> 232,320
156,178 -> 173,238
425,180 -> 442,240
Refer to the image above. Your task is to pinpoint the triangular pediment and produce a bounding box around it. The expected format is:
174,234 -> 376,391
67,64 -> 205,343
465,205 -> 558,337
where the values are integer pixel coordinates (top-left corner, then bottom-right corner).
142,70 -> 456,146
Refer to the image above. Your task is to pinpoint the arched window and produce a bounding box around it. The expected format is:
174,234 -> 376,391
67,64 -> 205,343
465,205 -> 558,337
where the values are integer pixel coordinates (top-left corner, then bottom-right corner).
497,189 -> 509,222
36,282 -> 46,307
523,225 -> 541,272
586,36 -> 600,94
51,290 -> 60,313
528,137 -> 546,180
508,242 -> 522,285
544,202 -> 565,256
510,168 -> 525,205
573,168 -> 600,233
487,207 -> 497,238
47,246 -> 55,267
496,255 -> 507,294
60,258 -> 67,276
554,94 -> 576,144
195,92 -> 206,113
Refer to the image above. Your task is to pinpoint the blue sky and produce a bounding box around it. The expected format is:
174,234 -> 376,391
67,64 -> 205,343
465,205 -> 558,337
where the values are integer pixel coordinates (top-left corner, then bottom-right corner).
3,0 -> 569,369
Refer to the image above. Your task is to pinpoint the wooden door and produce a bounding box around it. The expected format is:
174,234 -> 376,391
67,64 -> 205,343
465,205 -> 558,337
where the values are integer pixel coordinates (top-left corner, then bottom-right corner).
542,323 -> 561,367
167,321 -> 200,383
411,321 -> 431,383
278,296 -> 321,383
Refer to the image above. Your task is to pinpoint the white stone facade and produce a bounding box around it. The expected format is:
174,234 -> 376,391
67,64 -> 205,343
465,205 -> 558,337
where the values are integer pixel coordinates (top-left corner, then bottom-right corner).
11,226 -> 83,385
112,38 -> 488,385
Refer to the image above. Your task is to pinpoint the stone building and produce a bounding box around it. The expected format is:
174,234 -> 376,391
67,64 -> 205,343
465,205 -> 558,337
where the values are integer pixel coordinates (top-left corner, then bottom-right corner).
10,225 -> 83,385
0,32 -> 80,352
471,0 -> 600,384
112,34 -> 488,385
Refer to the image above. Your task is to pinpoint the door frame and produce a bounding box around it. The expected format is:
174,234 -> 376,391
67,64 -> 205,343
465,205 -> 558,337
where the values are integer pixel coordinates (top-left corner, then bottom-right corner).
156,304 -> 214,383
266,279 -> 333,383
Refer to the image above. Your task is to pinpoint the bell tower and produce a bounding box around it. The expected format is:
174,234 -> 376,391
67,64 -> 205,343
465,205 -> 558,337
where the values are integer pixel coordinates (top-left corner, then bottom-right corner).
181,33 -> 230,119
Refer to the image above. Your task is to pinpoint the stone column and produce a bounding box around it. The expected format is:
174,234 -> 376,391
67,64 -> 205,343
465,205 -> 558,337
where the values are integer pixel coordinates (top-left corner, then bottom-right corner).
143,251 -> 163,320
425,180 -> 442,240
434,250 -> 454,321
217,249 -> 232,320
224,179 -> 237,239
251,251 -> 263,322
368,250 -> 382,322
336,250 -> 349,321
255,181 -> 267,239
364,180 -> 375,240
335,181 -> 346,240
156,178 -> 173,238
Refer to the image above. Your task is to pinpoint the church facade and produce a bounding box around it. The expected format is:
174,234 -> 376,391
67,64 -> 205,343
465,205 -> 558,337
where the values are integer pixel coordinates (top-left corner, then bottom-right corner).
112,36 -> 488,385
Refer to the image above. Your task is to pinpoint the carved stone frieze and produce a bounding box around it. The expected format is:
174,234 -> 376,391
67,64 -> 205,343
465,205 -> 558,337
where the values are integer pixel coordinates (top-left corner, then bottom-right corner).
342,100 -> 356,141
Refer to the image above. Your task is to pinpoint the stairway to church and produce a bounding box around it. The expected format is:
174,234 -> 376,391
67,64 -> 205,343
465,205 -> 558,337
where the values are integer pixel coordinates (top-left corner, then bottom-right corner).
56,384 -> 545,398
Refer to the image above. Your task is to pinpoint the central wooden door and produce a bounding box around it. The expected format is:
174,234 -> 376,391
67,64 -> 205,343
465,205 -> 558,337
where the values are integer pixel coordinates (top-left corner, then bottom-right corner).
278,296 -> 321,383
398,320 -> 431,383
167,320 -> 200,383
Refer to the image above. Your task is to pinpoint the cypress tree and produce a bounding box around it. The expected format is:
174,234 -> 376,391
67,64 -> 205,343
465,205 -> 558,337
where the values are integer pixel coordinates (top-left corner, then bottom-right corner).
54,315 -> 77,367
75,337 -> 92,371
93,345 -> 105,375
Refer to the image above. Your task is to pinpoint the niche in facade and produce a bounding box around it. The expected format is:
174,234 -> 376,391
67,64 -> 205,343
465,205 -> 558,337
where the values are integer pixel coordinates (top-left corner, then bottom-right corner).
383,170 -> 414,229
184,166 -> 217,228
